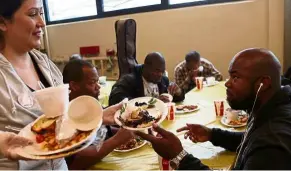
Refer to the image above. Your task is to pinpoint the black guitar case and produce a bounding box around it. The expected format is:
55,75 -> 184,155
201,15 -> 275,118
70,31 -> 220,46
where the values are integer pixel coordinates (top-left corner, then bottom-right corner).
115,19 -> 138,79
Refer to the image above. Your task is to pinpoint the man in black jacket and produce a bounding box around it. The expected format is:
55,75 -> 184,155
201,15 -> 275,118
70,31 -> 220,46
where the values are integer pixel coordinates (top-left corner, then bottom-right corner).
109,52 -> 185,105
136,48 -> 291,170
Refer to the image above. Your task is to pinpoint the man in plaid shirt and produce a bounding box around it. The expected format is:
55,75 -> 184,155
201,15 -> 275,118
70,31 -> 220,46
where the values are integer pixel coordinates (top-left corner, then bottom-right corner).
174,51 -> 223,93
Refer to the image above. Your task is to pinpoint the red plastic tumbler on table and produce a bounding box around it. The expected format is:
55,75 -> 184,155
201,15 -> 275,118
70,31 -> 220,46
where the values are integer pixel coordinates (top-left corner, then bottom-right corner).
195,77 -> 204,90
167,103 -> 175,121
214,100 -> 224,117
157,134 -> 173,170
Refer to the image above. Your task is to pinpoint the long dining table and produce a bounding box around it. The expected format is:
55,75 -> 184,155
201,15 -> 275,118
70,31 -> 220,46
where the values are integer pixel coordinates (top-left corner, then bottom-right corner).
93,81 -> 245,170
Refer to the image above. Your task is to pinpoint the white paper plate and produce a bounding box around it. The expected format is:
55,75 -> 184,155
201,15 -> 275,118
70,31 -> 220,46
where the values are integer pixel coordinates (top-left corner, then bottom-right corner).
114,97 -> 168,131
220,116 -> 247,128
67,95 -> 103,131
203,81 -> 219,87
175,105 -> 200,114
114,140 -> 147,152
18,115 -> 100,156
16,132 -> 96,160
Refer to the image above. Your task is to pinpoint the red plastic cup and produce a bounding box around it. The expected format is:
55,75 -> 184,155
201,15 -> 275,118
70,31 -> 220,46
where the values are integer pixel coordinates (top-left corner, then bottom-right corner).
214,100 -> 224,117
195,77 -> 204,90
158,156 -> 172,170
167,103 -> 175,121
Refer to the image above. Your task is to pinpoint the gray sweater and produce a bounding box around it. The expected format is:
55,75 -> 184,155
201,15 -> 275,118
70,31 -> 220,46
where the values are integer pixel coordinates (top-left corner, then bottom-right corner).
0,50 -> 67,170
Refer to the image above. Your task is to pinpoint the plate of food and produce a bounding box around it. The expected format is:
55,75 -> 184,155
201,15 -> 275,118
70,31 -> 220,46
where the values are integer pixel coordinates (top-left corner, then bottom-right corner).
175,104 -> 200,114
18,115 -> 100,156
114,137 -> 146,152
16,130 -> 96,160
220,108 -> 248,128
114,97 -> 168,131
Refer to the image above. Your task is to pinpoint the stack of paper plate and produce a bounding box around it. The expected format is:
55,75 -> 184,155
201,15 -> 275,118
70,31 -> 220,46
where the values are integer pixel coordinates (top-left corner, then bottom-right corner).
16,95 -> 103,160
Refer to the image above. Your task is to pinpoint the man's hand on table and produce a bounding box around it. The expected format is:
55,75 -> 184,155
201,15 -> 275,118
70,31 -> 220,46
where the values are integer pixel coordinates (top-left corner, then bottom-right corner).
177,124 -> 212,143
135,123 -> 183,160
158,95 -> 171,103
168,82 -> 182,96
189,70 -> 199,82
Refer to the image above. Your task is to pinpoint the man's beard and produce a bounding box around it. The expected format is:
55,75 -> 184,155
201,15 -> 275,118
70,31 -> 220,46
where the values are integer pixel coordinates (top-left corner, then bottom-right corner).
227,92 -> 256,113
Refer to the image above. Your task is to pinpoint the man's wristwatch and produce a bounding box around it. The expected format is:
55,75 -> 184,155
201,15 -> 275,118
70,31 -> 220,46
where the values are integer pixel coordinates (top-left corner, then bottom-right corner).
169,150 -> 188,169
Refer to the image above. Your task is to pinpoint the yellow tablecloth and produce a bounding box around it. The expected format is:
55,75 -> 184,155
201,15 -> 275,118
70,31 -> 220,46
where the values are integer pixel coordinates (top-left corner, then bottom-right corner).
92,82 -> 245,170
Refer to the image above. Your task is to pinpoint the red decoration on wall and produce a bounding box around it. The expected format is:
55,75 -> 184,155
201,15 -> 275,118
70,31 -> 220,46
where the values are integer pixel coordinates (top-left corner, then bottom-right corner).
80,46 -> 100,57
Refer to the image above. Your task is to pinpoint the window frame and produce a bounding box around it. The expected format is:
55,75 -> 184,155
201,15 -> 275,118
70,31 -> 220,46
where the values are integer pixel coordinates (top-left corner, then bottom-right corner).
43,0 -> 244,25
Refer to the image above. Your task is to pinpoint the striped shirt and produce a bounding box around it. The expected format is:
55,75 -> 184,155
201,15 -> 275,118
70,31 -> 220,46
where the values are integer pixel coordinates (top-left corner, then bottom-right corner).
174,58 -> 223,93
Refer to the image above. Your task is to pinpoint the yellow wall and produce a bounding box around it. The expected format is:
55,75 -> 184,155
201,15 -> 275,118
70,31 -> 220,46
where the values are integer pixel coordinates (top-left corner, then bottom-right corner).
284,0 -> 291,72
47,0 -> 284,80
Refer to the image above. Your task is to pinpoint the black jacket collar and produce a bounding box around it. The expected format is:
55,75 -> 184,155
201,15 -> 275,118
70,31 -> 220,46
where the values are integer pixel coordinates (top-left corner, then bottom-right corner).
253,85 -> 291,127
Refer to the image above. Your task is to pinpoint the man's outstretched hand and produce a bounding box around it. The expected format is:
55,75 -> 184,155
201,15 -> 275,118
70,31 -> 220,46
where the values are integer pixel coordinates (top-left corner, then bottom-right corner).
135,124 -> 183,160
177,124 -> 212,143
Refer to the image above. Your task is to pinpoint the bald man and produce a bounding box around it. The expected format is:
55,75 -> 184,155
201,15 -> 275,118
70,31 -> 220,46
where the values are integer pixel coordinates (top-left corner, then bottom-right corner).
109,52 -> 185,105
136,48 -> 291,170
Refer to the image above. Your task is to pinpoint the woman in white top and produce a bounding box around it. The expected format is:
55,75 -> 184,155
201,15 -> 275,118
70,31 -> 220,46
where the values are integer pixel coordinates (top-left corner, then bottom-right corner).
0,0 -> 126,169
0,0 -> 71,169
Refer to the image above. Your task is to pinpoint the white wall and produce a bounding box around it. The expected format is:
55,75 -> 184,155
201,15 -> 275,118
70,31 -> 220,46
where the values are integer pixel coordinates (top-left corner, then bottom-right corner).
47,0 -> 284,80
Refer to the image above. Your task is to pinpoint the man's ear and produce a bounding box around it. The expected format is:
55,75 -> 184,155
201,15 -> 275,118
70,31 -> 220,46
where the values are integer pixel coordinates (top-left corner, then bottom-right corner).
0,17 -> 7,32
257,76 -> 271,92
69,81 -> 80,92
